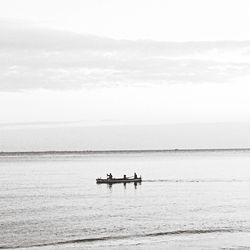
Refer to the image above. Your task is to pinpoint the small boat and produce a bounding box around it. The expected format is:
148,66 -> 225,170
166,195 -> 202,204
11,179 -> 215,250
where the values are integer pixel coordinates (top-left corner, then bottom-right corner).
96,176 -> 142,184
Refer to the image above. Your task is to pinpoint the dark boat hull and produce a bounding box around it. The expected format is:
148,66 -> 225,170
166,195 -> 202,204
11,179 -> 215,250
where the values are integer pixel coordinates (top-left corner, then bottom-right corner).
96,177 -> 142,184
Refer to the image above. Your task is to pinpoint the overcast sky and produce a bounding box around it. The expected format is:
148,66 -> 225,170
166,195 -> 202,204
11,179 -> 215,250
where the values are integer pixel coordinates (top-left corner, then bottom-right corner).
1,0 -> 250,41
1,0 -> 250,150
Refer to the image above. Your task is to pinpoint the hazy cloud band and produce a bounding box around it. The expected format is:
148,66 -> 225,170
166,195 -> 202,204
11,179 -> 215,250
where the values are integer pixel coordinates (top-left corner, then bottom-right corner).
1,22 -> 250,91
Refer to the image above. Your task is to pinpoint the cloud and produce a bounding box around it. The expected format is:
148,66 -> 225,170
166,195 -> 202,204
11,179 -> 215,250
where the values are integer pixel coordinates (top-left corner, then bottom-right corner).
1,21 -> 250,91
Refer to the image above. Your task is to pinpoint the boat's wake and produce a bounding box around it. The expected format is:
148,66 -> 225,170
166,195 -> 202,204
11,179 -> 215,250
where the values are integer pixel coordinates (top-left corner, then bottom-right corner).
143,179 -> 250,183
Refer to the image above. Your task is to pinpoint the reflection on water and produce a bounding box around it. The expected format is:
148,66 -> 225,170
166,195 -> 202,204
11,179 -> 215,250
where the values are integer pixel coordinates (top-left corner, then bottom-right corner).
107,181 -> 141,190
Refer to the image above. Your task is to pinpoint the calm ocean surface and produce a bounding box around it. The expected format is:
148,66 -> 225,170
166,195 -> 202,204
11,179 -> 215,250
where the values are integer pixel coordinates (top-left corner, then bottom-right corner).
1,150 -> 250,249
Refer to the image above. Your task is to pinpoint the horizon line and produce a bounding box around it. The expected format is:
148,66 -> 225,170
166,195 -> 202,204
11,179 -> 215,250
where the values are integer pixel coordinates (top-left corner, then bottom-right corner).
1,148 -> 250,156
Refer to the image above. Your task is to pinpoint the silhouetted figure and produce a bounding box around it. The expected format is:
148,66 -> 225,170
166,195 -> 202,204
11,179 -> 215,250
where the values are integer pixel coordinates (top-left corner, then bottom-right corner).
123,174 -> 126,179
107,173 -> 112,179
134,172 -> 137,179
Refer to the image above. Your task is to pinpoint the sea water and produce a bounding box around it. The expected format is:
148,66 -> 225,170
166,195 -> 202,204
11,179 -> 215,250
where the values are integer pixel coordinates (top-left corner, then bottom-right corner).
1,150 -> 250,249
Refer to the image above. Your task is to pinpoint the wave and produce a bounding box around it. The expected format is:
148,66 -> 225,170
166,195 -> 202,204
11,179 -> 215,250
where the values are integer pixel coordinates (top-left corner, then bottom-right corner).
145,228 -> 235,236
0,228 -> 239,249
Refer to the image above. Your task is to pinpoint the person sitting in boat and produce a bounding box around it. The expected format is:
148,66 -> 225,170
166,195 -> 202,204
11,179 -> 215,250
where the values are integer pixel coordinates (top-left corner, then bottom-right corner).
123,174 -> 127,179
134,172 -> 137,179
107,173 -> 113,179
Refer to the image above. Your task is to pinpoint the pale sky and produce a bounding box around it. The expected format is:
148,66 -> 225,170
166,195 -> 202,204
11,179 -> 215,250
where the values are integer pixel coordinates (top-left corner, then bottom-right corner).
1,0 -> 250,41
1,0 -> 250,150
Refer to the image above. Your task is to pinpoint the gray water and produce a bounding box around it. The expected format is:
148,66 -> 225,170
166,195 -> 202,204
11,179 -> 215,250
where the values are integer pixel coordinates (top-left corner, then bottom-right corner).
1,150 -> 250,249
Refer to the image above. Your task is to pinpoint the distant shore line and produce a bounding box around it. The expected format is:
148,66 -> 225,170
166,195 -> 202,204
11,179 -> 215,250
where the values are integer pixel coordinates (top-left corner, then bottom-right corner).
1,148 -> 250,156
